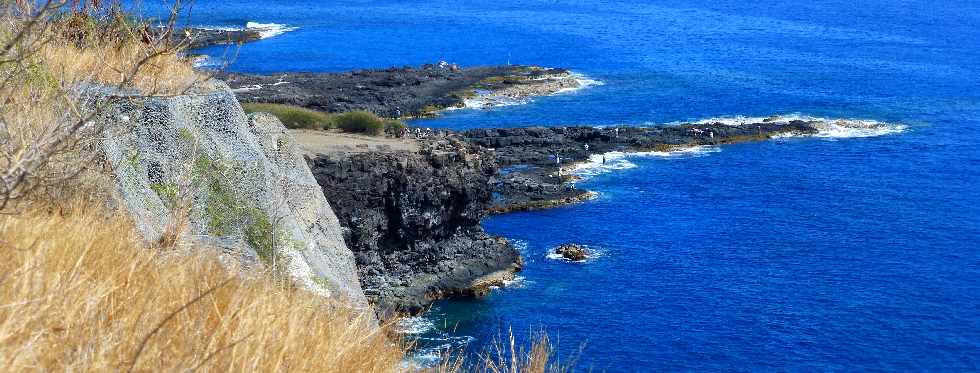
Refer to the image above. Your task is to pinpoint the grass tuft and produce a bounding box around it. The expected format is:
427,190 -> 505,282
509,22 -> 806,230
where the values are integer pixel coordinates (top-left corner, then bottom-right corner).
243,103 -> 336,130
334,111 -> 386,136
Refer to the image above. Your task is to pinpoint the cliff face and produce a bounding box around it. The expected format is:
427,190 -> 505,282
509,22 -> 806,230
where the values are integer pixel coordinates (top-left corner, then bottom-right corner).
93,82 -> 369,310
308,137 -> 522,313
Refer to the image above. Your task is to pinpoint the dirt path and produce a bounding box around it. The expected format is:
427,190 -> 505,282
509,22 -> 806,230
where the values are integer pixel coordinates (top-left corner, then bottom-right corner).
289,129 -> 419,156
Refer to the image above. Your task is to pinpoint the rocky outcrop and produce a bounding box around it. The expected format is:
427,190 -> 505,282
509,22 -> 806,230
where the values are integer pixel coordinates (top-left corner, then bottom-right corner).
219,65 -> 575,118
554,244 -> 588,261
464,120 -> 819,167
92,82 -> 369,310
307,136 -> 522,313
465,120 -> 821,212
177,28 -> 263,50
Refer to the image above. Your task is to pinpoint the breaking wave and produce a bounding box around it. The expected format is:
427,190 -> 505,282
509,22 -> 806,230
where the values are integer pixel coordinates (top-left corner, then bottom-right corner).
456,71 -> 602,110
571,146 -> 721,179
191,21 -> 298,40
245,22 -> 299,39
572,114 -> 905,180
555,72 -> 605,95
396,316 -> 435,335
689,114 -> 908,138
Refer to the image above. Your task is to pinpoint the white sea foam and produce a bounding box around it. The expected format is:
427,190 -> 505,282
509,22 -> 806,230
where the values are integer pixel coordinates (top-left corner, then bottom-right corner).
191,55 -> 223,68
189,22 -> 298,39
546,245 -> 604,263
570,114 -> 905,181
510,239 -> 529,255
570,151 -> 637,178
406,335 -> 475,368
807,119 -> 908,138
570,146 -> 720,179
245,22 -> 299,39
689,114 -> 908,139
554,72 -> 605,95
395,316 -> 435,335
459,95 -> 526,110
630,145 -> 722,158
230,81 -> 290,92
490,275 -> 529,290
456,70 -> 601,110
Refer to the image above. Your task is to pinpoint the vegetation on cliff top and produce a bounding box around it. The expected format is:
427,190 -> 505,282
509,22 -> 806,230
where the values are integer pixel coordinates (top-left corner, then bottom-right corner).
243,102 -> 336,130
244,103 -> 408,137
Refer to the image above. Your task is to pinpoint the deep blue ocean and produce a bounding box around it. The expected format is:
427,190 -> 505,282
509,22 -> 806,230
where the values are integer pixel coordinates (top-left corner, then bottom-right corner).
142,0 -> 980,370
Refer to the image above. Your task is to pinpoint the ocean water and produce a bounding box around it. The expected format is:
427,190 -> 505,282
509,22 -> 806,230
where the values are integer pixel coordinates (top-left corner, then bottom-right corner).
145,0 -> 980,370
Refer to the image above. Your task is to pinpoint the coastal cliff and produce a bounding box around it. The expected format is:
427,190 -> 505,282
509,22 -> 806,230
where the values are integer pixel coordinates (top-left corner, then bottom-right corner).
91,82 -> 369,309
305,135 -> 522,313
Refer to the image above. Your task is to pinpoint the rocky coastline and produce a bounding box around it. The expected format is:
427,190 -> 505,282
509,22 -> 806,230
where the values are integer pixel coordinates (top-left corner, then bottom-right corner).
305,134 -> 522,314
466,119 -> 820,212
293,116 -> 835,312
219,63 -> 896,315
218,65 -> 579,118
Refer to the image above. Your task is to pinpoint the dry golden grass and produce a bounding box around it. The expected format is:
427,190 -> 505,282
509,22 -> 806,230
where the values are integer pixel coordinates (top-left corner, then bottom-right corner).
35,35 -> 204,95
0,206 -> 406,372
0,204 -> 569,372
0,7 -> 206,210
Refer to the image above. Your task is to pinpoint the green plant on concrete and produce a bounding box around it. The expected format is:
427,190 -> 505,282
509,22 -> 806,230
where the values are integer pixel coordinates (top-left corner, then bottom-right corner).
193,153 -> 290,271
149,182 -> 179,210
177,127 -> 195,142
125,150 -> 141,171
192,154 -> 235,235
334,111 -> 384,136
243,103 -> 335,130
244,207 -> 276,264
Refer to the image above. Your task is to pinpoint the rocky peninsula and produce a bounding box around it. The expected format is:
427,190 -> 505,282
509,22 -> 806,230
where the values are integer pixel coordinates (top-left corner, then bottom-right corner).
465,119 -> 820,212
219,64 -> 580,118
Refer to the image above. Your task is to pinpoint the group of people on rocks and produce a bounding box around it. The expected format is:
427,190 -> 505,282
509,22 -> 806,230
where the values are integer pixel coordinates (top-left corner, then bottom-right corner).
398,127 -> 440,139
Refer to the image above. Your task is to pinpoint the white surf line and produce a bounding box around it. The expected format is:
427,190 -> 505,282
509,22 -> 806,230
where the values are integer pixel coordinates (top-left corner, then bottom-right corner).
453,70 -> 603,110
568,115 -> 907,180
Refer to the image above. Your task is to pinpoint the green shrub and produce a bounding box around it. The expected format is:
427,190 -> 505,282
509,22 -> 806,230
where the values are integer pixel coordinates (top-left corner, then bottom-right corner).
242,103 -> 335,130
334,111 -> 385,136
384,119 -> 407,135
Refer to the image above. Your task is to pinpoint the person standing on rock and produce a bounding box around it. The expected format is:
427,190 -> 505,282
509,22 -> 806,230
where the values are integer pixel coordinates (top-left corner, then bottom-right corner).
555,153 -> 562,179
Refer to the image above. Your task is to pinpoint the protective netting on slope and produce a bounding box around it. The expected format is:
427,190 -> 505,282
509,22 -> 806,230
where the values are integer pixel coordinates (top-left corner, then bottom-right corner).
93,81 -> 368,309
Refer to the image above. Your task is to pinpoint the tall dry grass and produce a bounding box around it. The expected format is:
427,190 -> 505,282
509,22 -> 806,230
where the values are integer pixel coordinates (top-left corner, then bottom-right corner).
0,1 -> 205,211
0,205 -> 571,372
0,205 -> 406,372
